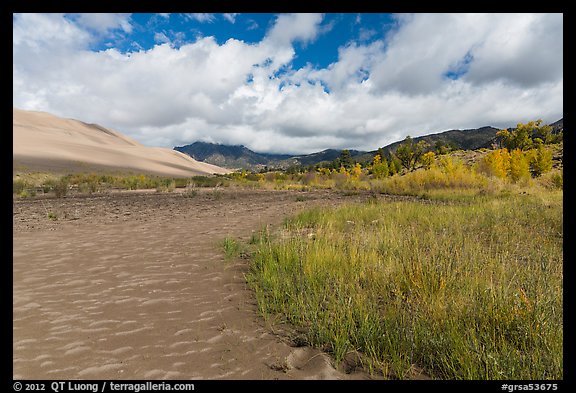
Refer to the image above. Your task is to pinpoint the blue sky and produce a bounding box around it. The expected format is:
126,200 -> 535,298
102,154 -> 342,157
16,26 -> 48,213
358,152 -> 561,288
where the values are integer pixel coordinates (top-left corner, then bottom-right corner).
79,14 -> 398,71
13,13 -> 563,154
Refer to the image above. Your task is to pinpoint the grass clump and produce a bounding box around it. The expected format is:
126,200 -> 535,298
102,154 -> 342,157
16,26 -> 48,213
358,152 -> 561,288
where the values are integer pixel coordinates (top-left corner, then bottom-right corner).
247,192 -> 563,379
12,172 -> 230,196
156,178 -> 176,193
182,186 -> 198,198
52,178 -> 70,197
222,237 -> 241,260
190,175 -> 229,188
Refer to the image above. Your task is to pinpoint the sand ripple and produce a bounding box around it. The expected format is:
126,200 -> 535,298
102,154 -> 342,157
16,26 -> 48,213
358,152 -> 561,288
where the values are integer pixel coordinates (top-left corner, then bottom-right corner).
13,190 -> 375,379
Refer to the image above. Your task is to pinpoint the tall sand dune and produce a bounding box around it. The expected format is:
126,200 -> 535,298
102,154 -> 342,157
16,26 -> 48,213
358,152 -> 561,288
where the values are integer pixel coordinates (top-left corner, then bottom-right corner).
13,108 -> 229,177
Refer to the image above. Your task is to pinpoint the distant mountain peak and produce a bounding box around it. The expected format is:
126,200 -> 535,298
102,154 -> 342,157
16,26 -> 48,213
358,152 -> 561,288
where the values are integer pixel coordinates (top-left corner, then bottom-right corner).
174,142 -> 366,170
174,119 -> 562,170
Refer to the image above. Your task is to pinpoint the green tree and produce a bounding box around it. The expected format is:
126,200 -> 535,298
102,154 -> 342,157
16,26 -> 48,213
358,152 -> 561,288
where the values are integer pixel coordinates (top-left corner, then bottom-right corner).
338,149 -> 354,171
532,122 -> 554,144
396,136 -> 427,171
497,120 -> 551,151
434,140 -> 453,155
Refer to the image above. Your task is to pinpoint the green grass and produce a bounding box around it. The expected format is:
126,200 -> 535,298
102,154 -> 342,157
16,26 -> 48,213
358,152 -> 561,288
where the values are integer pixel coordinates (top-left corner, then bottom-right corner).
12,172 -> 227,197
246,190 -> 563,379
222,237 -> 241,260
190,175 -> 229,188
155,178 -> 176,193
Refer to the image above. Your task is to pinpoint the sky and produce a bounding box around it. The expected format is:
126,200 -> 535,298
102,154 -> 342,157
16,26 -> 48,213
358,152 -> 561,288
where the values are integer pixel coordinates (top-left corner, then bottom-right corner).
13,13 -> 563,154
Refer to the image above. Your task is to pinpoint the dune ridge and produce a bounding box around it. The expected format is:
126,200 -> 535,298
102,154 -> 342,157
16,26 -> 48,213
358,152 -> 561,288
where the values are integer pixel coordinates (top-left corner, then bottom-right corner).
13,108 -> 229,177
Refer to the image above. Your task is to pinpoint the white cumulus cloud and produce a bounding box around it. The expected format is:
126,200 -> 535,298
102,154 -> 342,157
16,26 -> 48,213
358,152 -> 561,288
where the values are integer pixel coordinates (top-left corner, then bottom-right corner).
13,13 -> 563,154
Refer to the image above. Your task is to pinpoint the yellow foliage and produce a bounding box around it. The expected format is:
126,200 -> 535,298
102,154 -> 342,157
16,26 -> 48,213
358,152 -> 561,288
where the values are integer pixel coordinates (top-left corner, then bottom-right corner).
478,149 -> 511,179
509,149 -> 530,183
351,163 -> 363,180
420,151 -> 436,170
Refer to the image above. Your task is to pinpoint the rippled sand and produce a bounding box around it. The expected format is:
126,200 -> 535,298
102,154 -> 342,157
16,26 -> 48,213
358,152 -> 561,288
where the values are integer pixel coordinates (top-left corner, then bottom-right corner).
13,188 -> 376,380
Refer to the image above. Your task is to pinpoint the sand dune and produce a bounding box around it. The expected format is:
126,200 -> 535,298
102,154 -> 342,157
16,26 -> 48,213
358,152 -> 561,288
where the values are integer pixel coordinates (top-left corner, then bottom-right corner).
13,108 -> 229,177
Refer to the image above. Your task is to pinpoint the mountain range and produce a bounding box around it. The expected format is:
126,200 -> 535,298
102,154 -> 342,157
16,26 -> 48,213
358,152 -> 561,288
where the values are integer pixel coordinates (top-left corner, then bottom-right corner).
174,142 -> 366,171
174,119 -> 563,170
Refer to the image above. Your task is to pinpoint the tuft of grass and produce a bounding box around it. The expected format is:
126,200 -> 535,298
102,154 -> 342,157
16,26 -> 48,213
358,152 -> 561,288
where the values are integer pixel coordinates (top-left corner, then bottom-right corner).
249,226 -> 271,245
156,179 -> 176,193
182,188 -> 198,198
211,189 -> 223,200
47,212 -> 58,221
222,237 -> 241,260
247,191 -> 563,379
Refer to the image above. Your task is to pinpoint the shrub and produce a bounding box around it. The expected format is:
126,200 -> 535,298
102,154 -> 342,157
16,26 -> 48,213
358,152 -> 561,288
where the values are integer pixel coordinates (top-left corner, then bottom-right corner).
302,172 -> 318,186
371,154 -> 389,179
78,181 -> 98,194
529,146 -> 553,177
156,179 -> 176,192
477,149 -> 511,179
182,184 -> 198,198
509,149 -> 531,183
537,169 -> 563,190
351,163 -> 363,180
190,175 -> 227,188
13,179 -> 30,195
53,178 -> 69,197
420,151 -> 436,170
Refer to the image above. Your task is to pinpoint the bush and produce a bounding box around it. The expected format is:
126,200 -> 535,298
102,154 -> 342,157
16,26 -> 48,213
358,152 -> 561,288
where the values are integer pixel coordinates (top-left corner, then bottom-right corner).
477,149 -> 511,179
509,149 -> 531,183
182,184 -> 198,198
529,146 -> 553,177
13,179 -> 30,195
420,151 -> 436,170
156,179 -> 175,193
190,175 -> 227,188
537,169 -> 563,190
371,154 -> 389,179
53,178 -> 69,197
78,181 -> 98,194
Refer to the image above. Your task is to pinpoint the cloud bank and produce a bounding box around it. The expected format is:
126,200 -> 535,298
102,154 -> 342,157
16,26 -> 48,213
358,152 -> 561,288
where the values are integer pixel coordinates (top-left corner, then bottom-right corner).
13,13 -> 563,154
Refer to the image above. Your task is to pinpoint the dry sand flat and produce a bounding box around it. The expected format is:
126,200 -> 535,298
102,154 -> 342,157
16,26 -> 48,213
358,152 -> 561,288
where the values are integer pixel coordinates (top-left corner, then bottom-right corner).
13,189 -> 380,380
13,108 -> 229,177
